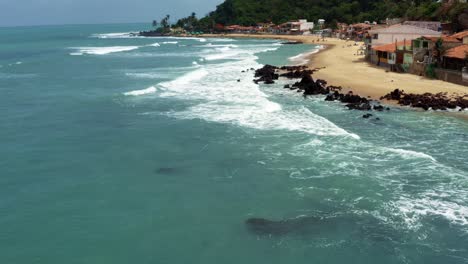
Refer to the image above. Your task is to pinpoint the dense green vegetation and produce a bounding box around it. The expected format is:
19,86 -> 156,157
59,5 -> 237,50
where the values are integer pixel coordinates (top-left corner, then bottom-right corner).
199,0 -> 468,28
153,0 -> 468,33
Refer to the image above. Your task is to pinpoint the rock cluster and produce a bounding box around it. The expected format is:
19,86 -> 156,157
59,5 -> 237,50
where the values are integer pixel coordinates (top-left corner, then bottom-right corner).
253,65 -> 279,84
280,41 -> 303,45
381,89 -> 468,111
254,65 -> 389,114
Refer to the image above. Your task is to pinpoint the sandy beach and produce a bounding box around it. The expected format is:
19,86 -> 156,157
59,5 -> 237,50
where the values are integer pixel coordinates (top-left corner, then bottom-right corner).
201,33 -> 468,100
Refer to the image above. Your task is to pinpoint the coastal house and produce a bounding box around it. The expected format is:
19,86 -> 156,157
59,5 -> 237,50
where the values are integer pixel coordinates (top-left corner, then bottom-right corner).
371,40 -> 412,71
279,19 -> 314,35
256,22 -> 276,33
436,44 -> 468,84
335,23 -> 348,38
403,21 -> 441,32
347,23 -> 372,39
411,35 -> 463,76
451,30 -> 468,43
368,24 -> 442,48
442,45 -> 468,70
224,25 -> 256,34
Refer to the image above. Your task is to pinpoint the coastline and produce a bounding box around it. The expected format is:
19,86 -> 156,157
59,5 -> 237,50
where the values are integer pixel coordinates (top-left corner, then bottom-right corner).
201,33 -> 468,100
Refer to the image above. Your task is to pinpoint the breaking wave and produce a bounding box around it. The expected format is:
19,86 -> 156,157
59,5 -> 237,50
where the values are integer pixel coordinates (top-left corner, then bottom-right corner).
70,46 -> 139,55
152,44 -> 358,139
124,86 -> 157,96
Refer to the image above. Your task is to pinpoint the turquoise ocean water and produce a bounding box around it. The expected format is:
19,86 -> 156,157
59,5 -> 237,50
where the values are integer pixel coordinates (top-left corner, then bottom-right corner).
1,24 -> 468,264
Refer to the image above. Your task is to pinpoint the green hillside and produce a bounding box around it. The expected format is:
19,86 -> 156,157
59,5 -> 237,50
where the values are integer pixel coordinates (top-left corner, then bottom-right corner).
195,0 -> 468,29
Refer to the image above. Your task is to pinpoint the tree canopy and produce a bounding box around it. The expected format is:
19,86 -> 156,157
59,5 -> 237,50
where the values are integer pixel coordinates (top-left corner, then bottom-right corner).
202,0 -> 468,27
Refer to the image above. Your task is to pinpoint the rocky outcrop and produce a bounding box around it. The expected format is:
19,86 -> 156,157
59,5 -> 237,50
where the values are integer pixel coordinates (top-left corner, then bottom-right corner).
254,65 -> 279,84
280,41 -> 303,45
254,64 -> 389,112
381,89 -> 468,111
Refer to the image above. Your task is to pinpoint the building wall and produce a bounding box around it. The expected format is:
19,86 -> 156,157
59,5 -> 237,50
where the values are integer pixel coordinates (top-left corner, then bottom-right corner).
403,53 -> 413,64
372,33 -> 440,47
434,68 -> 465,85
463,36 -> 468,44
299,21 -> 314,32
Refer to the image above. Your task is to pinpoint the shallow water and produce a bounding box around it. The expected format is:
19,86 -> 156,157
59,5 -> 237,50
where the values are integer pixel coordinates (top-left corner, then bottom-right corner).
1,24 -> 467,264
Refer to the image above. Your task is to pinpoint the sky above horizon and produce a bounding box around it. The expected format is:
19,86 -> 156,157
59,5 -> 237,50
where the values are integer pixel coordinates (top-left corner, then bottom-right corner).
0,0 -> 224,27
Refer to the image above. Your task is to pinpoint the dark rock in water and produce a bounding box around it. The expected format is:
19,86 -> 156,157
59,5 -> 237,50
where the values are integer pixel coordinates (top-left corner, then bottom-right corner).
253,65 -> 279,84
245,215 -> 400,242
292,75 -> 330,96
281,41 -> 303,45
280,69 -> 313,79
373,105 -> 385,111
138,31 -> 167,37
363,113 -> 373,119
245,217 -> 320,236
237,79 -> 241,82
376,117 -> 381,121
280,65 -> 308,71
283,84 -> 290,89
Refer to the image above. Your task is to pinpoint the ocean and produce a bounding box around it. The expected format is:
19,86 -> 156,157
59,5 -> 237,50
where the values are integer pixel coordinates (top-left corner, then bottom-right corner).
1,23 -> 467,264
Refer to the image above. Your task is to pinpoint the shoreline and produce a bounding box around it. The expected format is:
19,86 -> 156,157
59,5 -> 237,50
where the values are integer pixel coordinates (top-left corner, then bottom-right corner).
201,33 -> 468,119
200,33 -> 468,98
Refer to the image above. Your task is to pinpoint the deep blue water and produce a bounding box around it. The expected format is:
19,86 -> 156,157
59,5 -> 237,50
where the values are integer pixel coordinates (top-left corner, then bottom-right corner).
1,24 -> 468,264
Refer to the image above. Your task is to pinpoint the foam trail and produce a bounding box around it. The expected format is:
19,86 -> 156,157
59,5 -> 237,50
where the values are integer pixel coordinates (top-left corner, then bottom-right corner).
91,32 -> 136,39
124,86 -> 157,96
289,47 -> 322,65
70,46 -> 139,55
391,197 -> 468,229
383,147 -> 437,162
157,44 -> 359,139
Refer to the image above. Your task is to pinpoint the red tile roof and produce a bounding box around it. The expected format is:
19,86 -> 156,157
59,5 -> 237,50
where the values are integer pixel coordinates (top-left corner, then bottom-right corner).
372,41 -> 409,53
451,31 -> 468,39
422,36 -> 461,43
444,45 -> 468,59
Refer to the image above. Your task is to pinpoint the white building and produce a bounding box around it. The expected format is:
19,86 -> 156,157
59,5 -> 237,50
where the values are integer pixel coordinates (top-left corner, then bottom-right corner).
299,19 -> 314,32
368,24 -> 441,47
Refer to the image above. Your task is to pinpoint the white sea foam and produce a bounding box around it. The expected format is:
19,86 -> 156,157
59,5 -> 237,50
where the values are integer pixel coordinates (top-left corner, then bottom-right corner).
289,49 -> 320,65
155,44 -> 359,139
383,147 -> 437,162
165,36 -> 207,42
392,197 -> 468,229
199,43 -> 239,48
91,32 -> 136,39
70,46 -> 139,55
125,73 -> 173,79
149,43 -> 160,47
202,45 -> 279,61
124,86 -> 157,96
162,41 -> 178,44
210,38 -> 237,42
